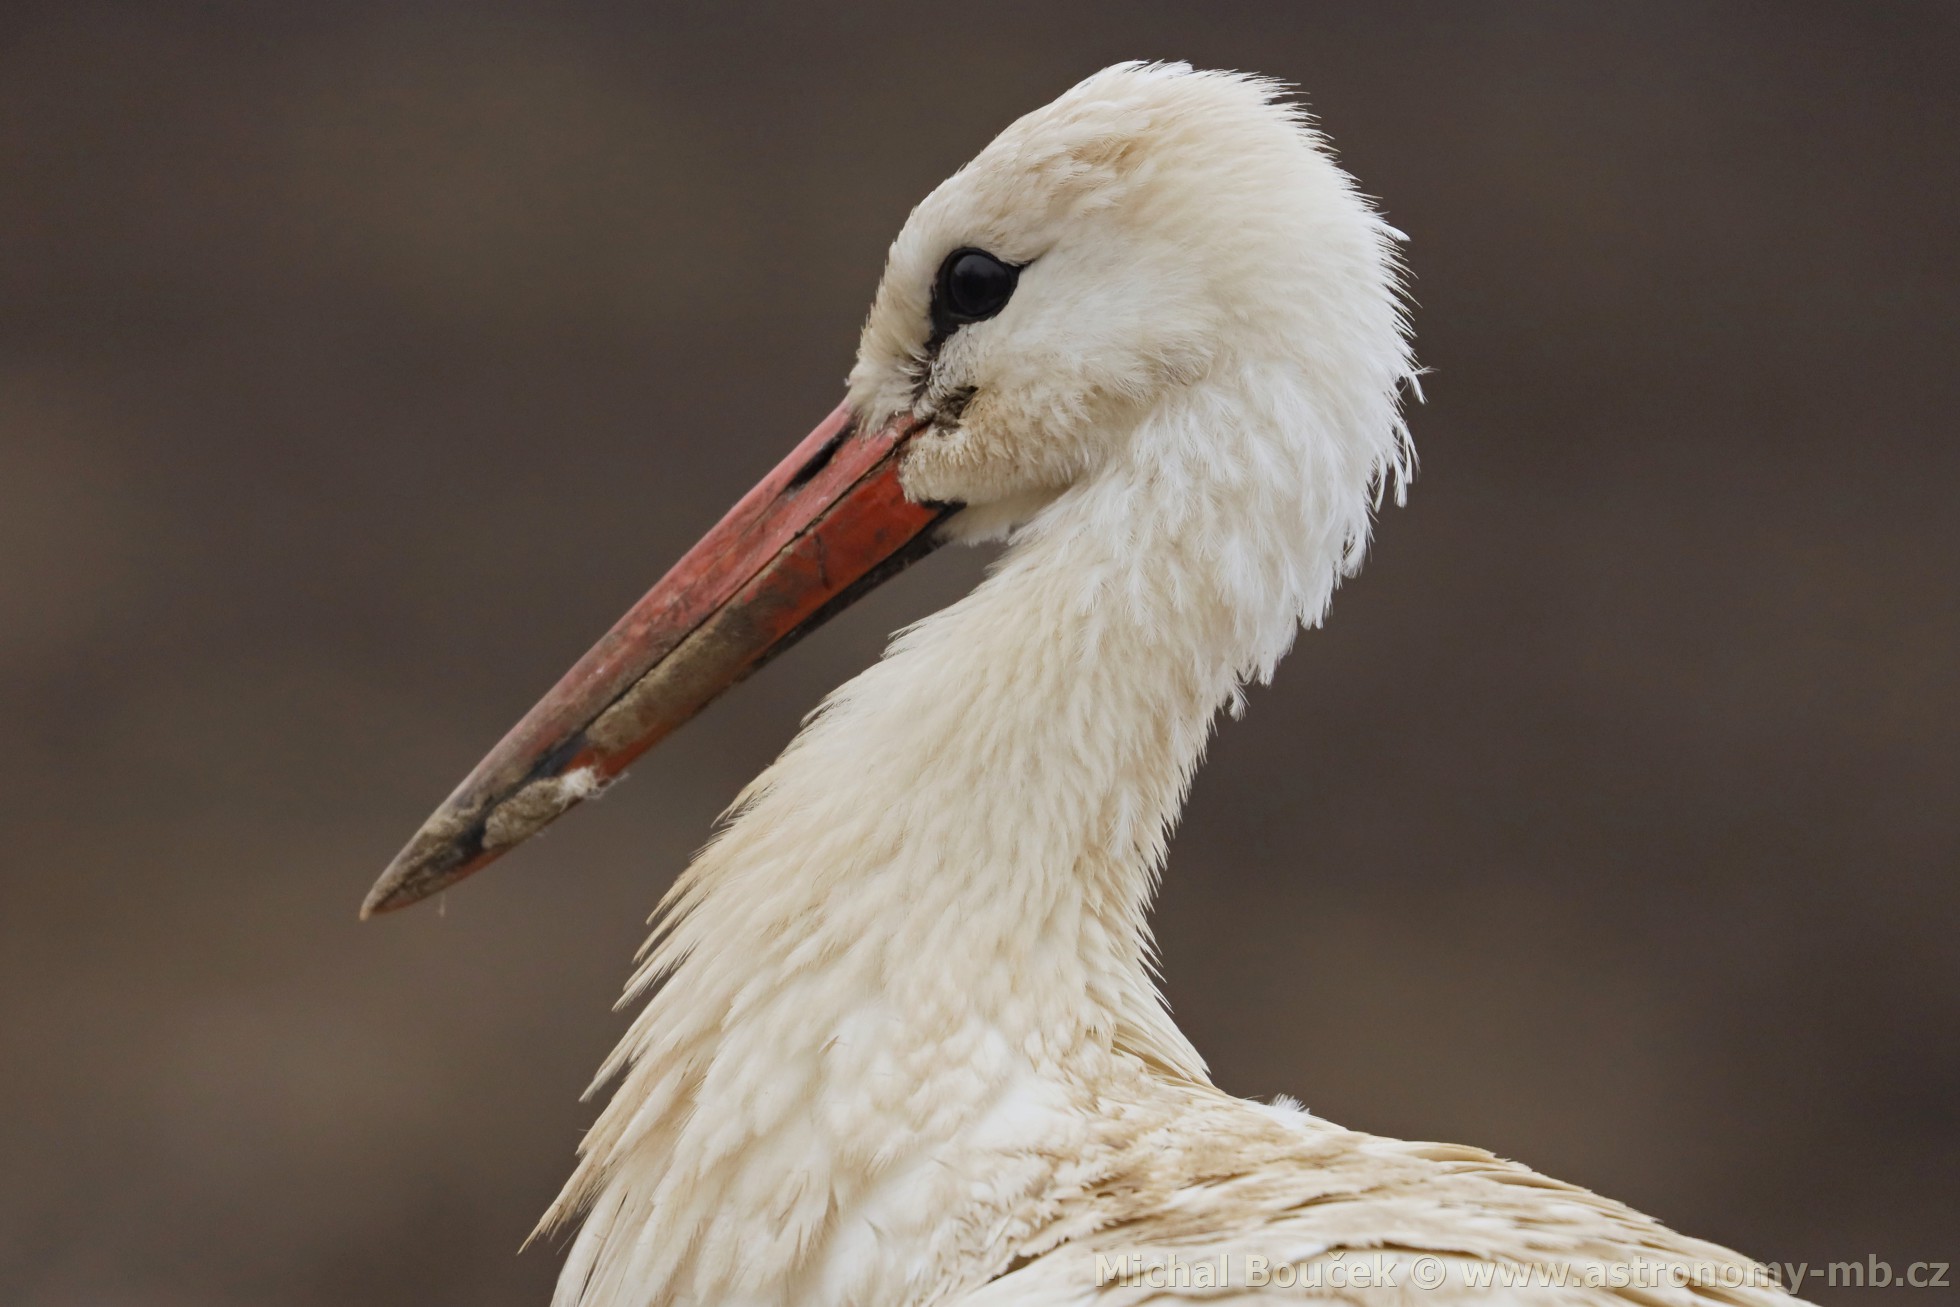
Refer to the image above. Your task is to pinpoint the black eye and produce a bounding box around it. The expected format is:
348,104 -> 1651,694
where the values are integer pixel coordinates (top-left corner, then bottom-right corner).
934,248 -> 1020,327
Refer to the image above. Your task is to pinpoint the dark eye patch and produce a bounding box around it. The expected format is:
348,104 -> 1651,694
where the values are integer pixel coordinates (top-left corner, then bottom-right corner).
928,248 -> 1021,345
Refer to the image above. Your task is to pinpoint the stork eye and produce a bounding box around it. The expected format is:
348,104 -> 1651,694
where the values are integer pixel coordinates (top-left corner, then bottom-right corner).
935,248 -> 1019,326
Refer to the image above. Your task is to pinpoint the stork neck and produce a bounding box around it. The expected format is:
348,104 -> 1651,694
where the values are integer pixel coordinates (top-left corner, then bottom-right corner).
643,391 -> 1313,1071
550,386 -> 1363,1305
800,489 -> 1240,1021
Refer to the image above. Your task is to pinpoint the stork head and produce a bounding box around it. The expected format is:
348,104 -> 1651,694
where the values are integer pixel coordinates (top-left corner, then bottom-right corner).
853,61 -> 1411,542
362,62 -> 1412,917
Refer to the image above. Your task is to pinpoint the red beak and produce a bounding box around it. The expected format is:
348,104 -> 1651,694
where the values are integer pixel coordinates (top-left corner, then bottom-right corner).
361,402 -> 947,917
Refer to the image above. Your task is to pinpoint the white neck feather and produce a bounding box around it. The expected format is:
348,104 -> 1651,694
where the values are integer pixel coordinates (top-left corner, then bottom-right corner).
547,364 -> 1402,1306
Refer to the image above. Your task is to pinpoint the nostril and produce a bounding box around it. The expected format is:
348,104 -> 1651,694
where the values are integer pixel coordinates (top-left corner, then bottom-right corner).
786,425 -> 851,490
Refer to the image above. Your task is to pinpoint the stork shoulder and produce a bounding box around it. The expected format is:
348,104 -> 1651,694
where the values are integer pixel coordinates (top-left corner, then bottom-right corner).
959,1085 -> 1807,1306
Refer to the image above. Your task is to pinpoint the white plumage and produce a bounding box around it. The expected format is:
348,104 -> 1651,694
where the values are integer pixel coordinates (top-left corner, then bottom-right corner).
539,63 -> 1805,1307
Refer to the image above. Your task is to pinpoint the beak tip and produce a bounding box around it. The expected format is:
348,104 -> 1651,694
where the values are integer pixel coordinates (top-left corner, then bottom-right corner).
356,883 -> 398,920
358,863 -> 420,920
360,816 -> 478,920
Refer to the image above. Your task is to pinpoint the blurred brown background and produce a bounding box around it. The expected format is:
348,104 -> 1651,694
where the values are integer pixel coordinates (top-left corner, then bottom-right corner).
1,2 -> 1954,1303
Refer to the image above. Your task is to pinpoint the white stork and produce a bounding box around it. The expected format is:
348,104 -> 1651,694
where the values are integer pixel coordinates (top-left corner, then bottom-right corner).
365,62 -> 1805,1307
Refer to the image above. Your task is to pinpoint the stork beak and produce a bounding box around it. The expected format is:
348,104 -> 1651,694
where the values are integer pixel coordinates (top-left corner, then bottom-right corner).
360,402 -> 948,917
